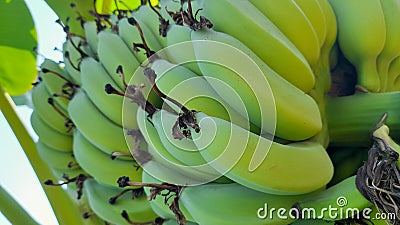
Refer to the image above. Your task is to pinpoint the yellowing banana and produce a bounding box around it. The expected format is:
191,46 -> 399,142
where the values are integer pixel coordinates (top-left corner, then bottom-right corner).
376,0 -> 400,91
199,0 -> 315,93
295,0 -> 327,48
328,0 -> 386,92
191,28 -> 322,141
249,0 -> 320,66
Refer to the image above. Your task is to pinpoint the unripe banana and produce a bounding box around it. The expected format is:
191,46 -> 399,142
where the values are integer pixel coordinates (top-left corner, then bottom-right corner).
30,111 -> 73,152
83,178 -> 158,225
73,131 -> 142,187
68,89 -> 133,157
63,36 -> 92,86
31,81 -> 72,135
190,112 -> 333,195
36,140 -> 78,170
165,25 -> 203,75
96,31 -> 162,106
328,0 -> 386,92
191,28 -> 322,141
198,0 -> 315,93
118,17 -> 163,63
80,57 -> 138,129
133,5 -> 168,47
152,58 -> 257,133
136,107 -> 225,184
141,170 -> 196,223
39,59 -> 74,109
83,21 -> 99,57
179,181 -> 319,225
292,176 -> 372,221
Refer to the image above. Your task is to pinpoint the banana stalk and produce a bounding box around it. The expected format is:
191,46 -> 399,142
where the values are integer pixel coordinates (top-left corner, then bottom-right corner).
326,91 -> 400,147
0,186 -> 39,225
0,85 -> 85,225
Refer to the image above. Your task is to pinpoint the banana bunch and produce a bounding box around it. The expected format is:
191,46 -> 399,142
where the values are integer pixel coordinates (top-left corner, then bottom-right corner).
29,0 -> 400,224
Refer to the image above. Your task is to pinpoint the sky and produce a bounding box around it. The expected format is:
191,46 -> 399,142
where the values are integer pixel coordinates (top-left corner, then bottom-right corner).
0,0 -> 66,224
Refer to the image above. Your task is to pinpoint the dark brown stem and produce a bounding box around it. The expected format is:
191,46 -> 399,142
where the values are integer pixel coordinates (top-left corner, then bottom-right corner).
127,17 -> 156,59
108,188 -> 144,204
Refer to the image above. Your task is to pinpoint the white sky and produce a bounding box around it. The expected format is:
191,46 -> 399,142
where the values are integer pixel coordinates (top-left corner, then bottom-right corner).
0,0 -> 66,224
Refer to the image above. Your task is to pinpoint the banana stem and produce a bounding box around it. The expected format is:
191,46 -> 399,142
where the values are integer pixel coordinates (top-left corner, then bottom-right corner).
0,185 -> 40,225
326,91 -> 400,147
0,85 -> 84,225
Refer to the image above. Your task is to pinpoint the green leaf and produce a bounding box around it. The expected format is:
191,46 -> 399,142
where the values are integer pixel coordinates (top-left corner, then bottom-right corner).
0,0 -> 37,96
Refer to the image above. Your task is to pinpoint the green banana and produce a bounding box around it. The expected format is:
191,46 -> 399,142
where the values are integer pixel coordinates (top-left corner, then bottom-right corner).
80,57 -> 138,129
31,81 -> 72,135
30,111 -> 73,152
96,30 -> 161,105
198,0 -> 315,93
83,178 -> 158,225
133,4 -> 168,47
97,30 -> 142,89
73,130 -> 142,187
179,181 -> 318,225
68,89 -> 133,157
36,140 -> 78,170
63,35 -> 92,86
165,24 -> 202,75
377,0 -> 400,91
118,17 -> 163,63
159,0 -> 181,25
152,58 -> 257,133
39,59 -> 74,109
141,170 -> 196,223
190,112 -> 333,195
248,0 -> 320,66
191,28 -> 322,141
83,21 -> 99,57
328,0 -> 386,92
292,176 -> 372,221
136,107 -> 225,184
